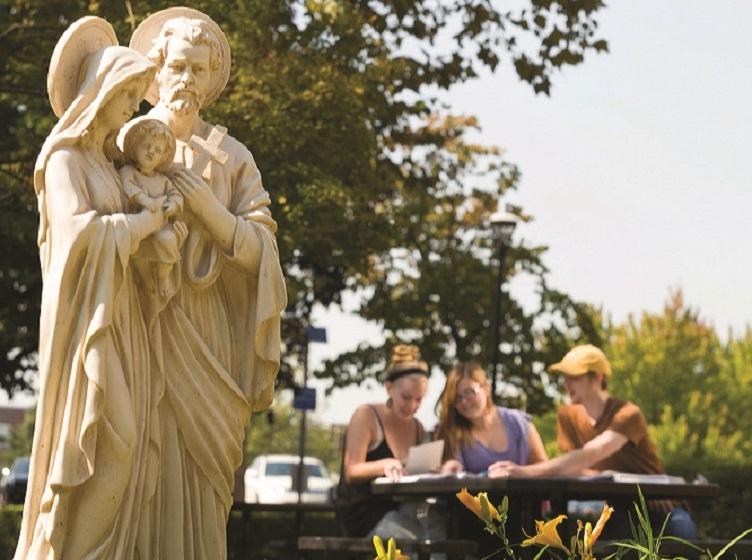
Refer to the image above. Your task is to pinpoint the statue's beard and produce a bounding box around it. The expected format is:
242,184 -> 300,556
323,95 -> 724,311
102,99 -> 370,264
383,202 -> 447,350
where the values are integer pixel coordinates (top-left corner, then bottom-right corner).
161,85 -> 202,116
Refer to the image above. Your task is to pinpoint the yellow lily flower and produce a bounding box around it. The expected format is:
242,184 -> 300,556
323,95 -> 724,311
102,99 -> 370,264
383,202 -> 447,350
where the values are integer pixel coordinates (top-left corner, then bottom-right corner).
373,536 -> 387,558
521,514 -> 570,554
584,504 -> 614,554
456,488 -> 501,523
584,522 -> 593,554
372,535 -> 410,560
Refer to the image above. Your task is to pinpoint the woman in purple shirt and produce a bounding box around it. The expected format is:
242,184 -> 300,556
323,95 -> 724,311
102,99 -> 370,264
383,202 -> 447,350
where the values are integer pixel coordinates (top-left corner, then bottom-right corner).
435,363 -> 547,474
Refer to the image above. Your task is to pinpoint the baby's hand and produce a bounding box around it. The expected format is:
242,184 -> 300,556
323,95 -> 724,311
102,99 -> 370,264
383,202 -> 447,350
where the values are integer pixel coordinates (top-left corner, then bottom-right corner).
145,198 -> 163,213
163,200 -> 180,218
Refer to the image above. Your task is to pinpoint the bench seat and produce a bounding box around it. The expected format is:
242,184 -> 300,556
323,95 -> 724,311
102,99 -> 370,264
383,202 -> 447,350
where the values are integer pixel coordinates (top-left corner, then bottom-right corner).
298,536 -> 479,559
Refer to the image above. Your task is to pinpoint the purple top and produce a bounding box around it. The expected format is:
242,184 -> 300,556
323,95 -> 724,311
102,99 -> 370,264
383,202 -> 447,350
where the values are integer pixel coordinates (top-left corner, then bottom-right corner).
457,407 -> 532,473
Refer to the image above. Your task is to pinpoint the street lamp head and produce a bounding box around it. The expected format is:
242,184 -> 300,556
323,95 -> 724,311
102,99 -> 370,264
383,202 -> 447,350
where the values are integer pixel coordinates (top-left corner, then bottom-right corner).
487,206 -> 518,402
488,207 -> 518,245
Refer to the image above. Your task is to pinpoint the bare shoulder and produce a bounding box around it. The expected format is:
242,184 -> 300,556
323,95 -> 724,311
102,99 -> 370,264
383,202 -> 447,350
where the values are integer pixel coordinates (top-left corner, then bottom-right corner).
353,403 -> 381,419
347,404 -> 381,446
350,403 -> 379,427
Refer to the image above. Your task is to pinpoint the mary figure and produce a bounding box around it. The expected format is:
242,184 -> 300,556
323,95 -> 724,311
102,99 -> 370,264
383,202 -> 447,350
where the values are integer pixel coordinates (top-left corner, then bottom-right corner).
14,17 -> 165,559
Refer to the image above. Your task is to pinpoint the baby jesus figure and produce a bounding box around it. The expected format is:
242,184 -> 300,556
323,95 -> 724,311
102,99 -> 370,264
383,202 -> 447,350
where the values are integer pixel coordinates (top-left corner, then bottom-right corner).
119,117 -> 186,297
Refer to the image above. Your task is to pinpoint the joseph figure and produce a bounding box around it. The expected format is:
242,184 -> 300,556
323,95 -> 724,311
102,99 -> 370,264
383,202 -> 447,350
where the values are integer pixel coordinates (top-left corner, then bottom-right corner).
129,8 -> 286,559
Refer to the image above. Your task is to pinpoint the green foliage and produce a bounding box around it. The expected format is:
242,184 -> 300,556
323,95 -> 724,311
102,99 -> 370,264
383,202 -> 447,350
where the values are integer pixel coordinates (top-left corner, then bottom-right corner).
0,505 -> 22,559
246,404 -> 344,473
0,0 -> 608,405
692,464 -> 752,540
607,291 -> 721,425
601,290 -> 752,473
615,487 -> 752,559
534,410 -> 559,459
0,408 -> 33,467
589,290 -> 752,540
456,489 -> 752,560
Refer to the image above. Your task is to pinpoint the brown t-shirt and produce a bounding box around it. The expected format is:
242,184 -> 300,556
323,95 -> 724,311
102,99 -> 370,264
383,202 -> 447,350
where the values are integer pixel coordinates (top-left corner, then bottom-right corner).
557,398 -> 664,474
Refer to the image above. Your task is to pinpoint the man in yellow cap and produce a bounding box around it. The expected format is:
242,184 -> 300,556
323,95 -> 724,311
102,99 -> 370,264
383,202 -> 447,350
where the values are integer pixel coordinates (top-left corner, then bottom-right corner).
550,344 -> 664,476
489,344 -> 663,476
489,344 -> 697,538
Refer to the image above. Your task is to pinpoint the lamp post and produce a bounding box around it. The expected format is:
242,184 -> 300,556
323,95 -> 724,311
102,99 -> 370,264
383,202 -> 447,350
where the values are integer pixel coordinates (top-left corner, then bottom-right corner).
294,325 -> 326,538
488,207 -> 518,400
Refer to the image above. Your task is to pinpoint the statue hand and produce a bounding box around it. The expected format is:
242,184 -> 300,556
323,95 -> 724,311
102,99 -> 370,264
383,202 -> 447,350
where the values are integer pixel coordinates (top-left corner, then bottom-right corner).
171,168 -> 218,214
136,207 -> 166,237
170,168 -> 236,253
163,199 -> 180,218
173,220 -> 189,247
146,198 -> 163,213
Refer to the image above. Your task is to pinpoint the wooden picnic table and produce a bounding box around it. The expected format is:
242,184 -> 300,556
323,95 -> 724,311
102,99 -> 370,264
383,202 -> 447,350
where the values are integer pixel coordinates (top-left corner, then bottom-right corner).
370,474 -> 719,502
371,474 -> 719,555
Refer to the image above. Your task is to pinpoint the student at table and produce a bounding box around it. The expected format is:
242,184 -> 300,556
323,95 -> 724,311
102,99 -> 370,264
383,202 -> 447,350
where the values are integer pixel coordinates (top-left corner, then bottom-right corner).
336,344 -> 444,541
435,362 -> 548,474
489,344 -> 698,539
432,362 -> 546,556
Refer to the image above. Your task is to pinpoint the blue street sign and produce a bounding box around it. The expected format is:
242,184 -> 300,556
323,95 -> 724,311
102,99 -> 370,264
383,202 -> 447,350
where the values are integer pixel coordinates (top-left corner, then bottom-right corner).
293,387 -> 316,411
305,326 -> 327,343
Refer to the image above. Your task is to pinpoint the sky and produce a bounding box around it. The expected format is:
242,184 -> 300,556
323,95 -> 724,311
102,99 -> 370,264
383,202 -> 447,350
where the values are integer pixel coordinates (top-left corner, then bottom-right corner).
304,0 -> 752,427
5,2 -> 752,430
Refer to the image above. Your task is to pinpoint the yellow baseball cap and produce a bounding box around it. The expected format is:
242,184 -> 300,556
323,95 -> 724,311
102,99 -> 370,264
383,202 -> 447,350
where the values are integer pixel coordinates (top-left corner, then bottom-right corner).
548,344 -> 612,377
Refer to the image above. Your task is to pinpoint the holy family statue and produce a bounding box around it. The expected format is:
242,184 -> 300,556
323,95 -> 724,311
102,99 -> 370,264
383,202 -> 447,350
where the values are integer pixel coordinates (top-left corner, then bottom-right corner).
14,8 -> 286,559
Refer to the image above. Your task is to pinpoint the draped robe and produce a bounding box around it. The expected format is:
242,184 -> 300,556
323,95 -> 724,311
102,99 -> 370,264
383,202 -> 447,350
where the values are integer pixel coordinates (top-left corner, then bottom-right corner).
14,46 -> 159,560
141,117 -> 286,560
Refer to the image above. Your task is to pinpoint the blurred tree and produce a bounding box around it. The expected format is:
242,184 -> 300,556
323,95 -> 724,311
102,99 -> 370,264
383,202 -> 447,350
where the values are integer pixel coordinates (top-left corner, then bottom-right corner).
603,290 -> 752,471
607,290 -> 721,424
0,408 -> 34,466
0,0 -> 608,407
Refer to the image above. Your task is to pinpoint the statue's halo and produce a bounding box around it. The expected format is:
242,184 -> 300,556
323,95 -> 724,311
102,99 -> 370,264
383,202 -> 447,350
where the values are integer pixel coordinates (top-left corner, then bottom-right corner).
47,16 -> 118,118
129,7 -> 231,108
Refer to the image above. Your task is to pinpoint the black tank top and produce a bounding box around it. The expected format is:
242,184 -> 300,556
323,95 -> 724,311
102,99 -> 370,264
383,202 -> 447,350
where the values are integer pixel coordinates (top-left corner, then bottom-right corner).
335,406 -> 423,537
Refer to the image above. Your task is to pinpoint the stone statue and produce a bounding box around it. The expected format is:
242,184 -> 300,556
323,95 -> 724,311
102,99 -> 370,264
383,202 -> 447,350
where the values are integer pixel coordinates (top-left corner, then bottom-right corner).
17,9 -> 286,560
15,17 -> 164,559
129,7 -> 287,559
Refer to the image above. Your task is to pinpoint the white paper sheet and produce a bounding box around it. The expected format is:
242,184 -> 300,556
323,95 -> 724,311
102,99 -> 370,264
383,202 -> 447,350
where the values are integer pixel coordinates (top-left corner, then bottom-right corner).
404,439 -> 444,475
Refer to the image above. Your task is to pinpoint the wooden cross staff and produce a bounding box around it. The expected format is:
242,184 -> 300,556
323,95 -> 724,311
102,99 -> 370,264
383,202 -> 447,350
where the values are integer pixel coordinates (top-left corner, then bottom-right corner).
188,124 -> 229,180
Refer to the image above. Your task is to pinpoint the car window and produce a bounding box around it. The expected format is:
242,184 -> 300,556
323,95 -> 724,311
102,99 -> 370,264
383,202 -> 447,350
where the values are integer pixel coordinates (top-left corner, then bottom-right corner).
263,462 -> 326,478
265,462 -> 294,476
305,464 -> 324,478
13,458 -> 29,475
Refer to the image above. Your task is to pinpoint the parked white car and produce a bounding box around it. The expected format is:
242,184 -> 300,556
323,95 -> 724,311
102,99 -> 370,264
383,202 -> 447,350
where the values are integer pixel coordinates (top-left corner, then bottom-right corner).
244,454 -> 335,504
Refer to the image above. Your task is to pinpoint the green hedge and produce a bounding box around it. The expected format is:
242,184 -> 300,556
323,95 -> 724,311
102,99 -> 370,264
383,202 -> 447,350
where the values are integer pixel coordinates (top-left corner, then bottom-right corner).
0,505 -> 22,558
683,464 -> 752,539
227,510 -> 337,560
